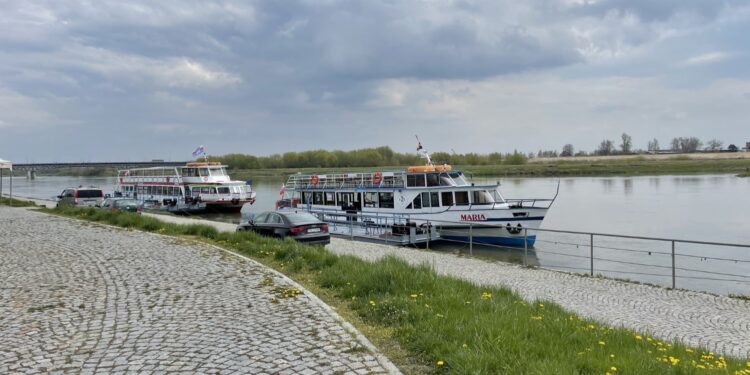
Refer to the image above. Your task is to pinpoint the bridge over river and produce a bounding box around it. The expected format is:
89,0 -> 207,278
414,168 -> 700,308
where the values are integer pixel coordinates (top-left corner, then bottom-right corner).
12,161 -> 190,179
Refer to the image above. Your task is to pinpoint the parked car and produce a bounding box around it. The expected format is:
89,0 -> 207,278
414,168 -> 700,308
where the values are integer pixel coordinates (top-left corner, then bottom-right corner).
237,210 -> 330,245
97,197 -> 141,214
56,186 -> 104,208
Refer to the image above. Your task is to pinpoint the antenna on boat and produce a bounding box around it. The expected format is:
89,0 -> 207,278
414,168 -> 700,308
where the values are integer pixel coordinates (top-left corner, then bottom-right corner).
415,135 -> 433,166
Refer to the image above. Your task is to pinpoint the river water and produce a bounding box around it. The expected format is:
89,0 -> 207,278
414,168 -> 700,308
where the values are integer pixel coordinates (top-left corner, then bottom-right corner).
4,174 -> 749,296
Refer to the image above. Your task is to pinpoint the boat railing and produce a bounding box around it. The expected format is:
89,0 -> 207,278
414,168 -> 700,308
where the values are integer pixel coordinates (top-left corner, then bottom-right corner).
286,173 -> 406,189
503,198 -> 555,209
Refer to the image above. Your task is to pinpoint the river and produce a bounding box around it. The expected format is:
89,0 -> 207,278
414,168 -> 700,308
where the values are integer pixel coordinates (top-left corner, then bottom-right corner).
4,173 -> 749,296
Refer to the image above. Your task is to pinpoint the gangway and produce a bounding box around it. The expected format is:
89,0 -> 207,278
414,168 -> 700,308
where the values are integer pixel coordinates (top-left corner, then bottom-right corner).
300,208 -> 441,246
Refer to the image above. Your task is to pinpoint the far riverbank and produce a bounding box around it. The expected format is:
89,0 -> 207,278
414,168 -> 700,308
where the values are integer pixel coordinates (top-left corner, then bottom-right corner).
229,154 -> 750,179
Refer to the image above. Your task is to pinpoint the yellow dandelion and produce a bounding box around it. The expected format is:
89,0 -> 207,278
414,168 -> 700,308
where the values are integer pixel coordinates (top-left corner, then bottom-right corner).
538,303 -> 544,308
598,341 -> 606,346
587,324 -> 596,329
531,315 -> 543,320
610,354 -> 615,358
634,335 -> 642,340
437,360 -> 444,366
369,300 -> 376,306
410,294 -> 418,298
610,366 -> 617,372
462,343 -> 468,348
685,348 -> 693,353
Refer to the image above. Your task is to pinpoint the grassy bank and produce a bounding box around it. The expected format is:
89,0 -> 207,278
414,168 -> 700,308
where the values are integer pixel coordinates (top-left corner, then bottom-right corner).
227,156 -> 750,179
0,197 -> 37,207
42,206 -> 749,374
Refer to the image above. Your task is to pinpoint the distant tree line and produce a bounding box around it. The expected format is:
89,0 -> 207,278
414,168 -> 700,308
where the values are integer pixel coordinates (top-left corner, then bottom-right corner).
546,133 -> 742,157
211,146 -> 529,170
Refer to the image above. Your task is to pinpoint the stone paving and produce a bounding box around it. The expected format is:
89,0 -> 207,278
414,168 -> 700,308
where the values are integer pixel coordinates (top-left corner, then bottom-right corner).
326,239 -> 750,358
0,206 -> 398,374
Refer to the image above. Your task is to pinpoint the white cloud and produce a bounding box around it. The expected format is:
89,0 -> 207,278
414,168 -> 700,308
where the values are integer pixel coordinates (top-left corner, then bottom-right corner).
58,46 -> 242,88
683,52 -> 729,66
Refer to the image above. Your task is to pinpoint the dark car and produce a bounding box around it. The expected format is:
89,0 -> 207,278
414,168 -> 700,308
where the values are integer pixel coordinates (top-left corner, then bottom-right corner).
98,198 -> 141,214
237,210 -> 330,245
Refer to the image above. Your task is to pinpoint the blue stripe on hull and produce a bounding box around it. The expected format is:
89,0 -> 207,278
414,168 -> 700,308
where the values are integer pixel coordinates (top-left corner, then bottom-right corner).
441,235 -> 536,247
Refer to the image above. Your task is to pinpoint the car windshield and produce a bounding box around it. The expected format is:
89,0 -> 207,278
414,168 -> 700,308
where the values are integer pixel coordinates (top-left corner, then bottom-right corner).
284,212 -> 320,225
114,199 -> 138,207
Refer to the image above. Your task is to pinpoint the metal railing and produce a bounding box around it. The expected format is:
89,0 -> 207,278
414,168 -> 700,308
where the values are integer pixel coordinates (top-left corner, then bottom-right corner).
295,208 -> 750,295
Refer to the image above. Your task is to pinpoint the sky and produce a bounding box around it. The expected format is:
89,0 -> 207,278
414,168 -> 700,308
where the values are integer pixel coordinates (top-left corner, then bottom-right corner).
1,0 -> 749,162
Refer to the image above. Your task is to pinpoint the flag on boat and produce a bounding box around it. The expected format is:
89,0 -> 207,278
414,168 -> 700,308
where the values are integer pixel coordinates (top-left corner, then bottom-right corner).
278,184 -> 285,197
192,145 -> 205,157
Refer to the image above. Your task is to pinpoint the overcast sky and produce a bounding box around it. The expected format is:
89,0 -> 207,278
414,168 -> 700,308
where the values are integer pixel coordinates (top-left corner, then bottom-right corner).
1,0 -> 749,162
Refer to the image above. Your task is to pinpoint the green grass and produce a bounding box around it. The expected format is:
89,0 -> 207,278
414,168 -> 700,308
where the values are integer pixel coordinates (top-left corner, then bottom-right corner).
738,172 -> 750,178
0,197 -> 37,207
46,206 -> 750,374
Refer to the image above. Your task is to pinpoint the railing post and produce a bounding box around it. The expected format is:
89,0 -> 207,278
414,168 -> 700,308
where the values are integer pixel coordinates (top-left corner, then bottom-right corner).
671,240 -> 676,289
350,213 -> 354,239
523,228 -> 528,267
469,224 -> 473,256
590,233 -> 594,276
426,221 -> 430,250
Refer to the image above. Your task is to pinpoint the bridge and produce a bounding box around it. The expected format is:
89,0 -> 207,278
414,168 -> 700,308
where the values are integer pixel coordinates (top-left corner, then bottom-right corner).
12,161 -> 191,179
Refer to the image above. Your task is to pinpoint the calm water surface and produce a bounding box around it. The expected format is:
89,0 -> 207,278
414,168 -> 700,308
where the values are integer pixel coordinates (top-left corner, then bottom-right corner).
6,174 -> 749,295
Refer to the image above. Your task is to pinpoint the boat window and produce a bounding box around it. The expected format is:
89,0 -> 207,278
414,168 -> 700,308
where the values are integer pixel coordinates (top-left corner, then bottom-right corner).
325,192 -> 335,206
378,192 -> 394,208
439,173 -> 455,186
209,167 -> 226,176
336,192 -> 354,205
455,191 -> 469,206
218,187 -> 230,194
426,173 -> 439,186
431,192 -> 440,207
411,194 -> 422,209
472,190 -> 494,204
450,172 -> 468,185
441,191 -> 453,206
421,192 -> 430,208
406,174 -> 426,187
198,168 -> 208,177
313,192 -> 324,205
364,192 -> 378,208
301,192 -> 311,204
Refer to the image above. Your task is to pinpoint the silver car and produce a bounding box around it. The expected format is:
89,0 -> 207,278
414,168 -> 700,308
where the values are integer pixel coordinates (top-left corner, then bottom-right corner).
57,187 -> 105,208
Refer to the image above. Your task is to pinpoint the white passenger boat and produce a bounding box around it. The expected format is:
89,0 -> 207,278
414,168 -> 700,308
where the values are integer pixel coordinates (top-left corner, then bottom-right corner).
281,151 -> 557,247
115,162 -> 256,212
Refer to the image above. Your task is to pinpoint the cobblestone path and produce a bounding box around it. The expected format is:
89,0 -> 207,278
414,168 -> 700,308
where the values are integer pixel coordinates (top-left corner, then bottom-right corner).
0,207 -> 397,374
327,239 -> 750,358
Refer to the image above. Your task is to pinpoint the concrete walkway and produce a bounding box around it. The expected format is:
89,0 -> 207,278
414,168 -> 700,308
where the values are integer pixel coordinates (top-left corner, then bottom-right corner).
0,206 -> 398,374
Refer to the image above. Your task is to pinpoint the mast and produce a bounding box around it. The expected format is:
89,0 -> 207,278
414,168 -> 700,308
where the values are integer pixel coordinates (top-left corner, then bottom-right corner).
415,135 -> 433,166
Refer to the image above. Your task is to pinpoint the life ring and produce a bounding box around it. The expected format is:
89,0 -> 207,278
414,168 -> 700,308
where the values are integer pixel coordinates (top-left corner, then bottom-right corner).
310,175 -> 319,185
372,172 -> 383,185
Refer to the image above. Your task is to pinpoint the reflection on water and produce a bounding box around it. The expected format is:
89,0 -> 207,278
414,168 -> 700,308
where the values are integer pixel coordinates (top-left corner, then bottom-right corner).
8,173 -> 750,295
623,179 -> 633,195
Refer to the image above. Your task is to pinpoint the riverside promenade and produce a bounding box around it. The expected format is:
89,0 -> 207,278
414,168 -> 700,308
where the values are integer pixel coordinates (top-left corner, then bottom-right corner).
0,206 -> 398,374
138,210 -> 750,359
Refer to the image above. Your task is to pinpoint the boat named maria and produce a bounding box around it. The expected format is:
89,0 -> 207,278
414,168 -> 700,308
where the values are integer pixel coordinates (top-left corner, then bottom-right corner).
280,144 -> 557,247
